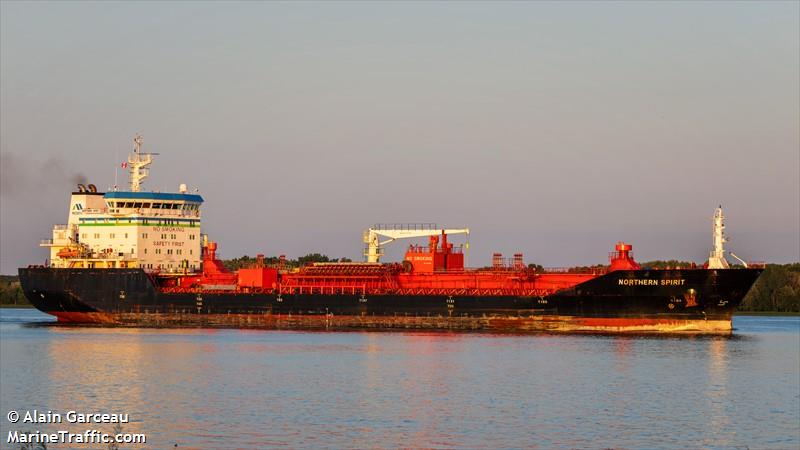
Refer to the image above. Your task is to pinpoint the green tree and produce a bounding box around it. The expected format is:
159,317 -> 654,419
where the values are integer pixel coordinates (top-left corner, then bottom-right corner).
741,264 -> 800,312
774,285 -> 798,312
0,276 -> 27,306
298,253 -> 331,265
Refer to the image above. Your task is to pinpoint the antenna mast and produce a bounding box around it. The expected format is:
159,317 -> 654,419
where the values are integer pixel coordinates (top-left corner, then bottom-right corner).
707,206 -> 730,269
128,134 -> 155,192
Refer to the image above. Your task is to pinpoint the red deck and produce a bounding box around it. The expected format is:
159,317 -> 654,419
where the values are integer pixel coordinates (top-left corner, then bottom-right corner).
152,237 -> 623,296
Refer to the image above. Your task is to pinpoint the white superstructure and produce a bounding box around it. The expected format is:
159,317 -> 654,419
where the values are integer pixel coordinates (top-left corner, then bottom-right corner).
41,136 -> 203,271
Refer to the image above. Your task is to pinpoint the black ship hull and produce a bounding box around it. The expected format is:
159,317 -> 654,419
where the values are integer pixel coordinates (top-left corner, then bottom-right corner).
18,267 -> 763,333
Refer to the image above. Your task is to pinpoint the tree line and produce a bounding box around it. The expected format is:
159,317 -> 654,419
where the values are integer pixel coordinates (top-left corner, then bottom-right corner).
220,253 -> 352,272
738,263 -> 800,312
0,275 -> 26,306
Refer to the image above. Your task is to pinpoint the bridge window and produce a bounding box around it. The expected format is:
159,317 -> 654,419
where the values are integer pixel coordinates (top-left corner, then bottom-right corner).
142,203 -> 151,208
153,203 -> 161,209
133,202 -> 142,208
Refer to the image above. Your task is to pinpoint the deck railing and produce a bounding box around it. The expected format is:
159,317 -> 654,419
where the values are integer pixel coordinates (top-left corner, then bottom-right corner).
372,223 -> 438,231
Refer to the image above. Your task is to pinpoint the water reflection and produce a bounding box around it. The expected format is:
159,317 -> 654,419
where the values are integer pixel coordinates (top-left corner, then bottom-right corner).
705,338 -> 730,448
46,329 -> 148,446
1,311 -> 797,449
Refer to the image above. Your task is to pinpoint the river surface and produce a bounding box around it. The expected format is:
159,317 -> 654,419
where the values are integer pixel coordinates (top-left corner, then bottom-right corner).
0,309 -> 798,449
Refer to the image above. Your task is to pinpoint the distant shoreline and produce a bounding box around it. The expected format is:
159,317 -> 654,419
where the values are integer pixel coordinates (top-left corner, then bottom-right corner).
734,311 -> 800,316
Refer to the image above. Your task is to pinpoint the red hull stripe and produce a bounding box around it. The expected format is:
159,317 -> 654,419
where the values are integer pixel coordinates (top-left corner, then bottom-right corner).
46,312 -> 732,333
50,311 -> 117,324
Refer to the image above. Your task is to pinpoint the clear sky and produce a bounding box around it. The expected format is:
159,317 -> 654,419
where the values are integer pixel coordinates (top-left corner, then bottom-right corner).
1,1 -> 798,274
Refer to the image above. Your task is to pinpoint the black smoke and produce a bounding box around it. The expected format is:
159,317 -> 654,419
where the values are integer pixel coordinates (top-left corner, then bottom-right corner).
0,153 -> 88,197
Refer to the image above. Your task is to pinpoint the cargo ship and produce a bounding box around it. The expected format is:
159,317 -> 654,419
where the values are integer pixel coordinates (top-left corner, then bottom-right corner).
19,136 -> 763,333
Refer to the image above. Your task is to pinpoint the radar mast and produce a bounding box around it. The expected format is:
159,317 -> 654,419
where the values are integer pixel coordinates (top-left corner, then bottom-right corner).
128,134 -> 155,192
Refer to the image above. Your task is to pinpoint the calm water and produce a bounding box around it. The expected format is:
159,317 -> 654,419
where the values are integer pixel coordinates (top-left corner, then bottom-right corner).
0,309 -> 798,449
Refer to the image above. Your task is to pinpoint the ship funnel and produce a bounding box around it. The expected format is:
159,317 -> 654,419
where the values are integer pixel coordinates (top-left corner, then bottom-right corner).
87,184 -> 97,193
77,184 -> 86,192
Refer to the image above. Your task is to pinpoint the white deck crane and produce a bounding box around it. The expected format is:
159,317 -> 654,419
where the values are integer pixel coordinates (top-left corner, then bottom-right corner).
363,224 -> 469,263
